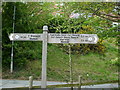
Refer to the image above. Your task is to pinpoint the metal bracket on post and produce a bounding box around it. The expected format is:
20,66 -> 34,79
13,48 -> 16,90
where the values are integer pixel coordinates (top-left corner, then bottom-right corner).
41,25 -> 48,88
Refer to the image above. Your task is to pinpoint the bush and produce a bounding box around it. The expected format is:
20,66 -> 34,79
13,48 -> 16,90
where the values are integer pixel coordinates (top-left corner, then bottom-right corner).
14,58 -> 28,69
109,58 -> 119,66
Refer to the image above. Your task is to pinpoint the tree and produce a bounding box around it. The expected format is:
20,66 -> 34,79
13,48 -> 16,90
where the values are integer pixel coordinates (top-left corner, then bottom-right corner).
63,2 -> 119,22
2,2 -> 52,69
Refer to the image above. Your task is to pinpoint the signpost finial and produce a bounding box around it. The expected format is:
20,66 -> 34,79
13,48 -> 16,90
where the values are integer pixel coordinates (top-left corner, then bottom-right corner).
43,25 -> 48,31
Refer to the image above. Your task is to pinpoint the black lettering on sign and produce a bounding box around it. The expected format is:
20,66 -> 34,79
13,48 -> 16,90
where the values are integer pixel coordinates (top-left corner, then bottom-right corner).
81,35 -> 84,37
21,36 -> 26,38
30,38 -> 38,40
31,35 -> 41,37
51,37 -> 54,38
61,41 -> 69,43
60,38 -> 69,43
56,36 -> 63,38
81,39 -> 84,42
71,36 -> 78,38
85,36 -> 89,37
64,36 -> 70,38
28,35 -> 41,38
61,34 -> 66,36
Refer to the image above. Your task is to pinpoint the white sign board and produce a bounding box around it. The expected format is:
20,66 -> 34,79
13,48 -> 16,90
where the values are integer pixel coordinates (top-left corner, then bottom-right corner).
48,33 -> 98,44
9,33 -> 43,41
9,33 -> 98,44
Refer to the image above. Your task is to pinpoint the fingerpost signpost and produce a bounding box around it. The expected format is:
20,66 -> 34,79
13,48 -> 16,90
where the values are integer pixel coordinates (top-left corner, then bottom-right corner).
9,25 -> 99,88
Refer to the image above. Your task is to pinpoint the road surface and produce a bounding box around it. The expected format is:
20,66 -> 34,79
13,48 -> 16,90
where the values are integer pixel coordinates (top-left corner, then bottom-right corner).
0,79 -> 118,89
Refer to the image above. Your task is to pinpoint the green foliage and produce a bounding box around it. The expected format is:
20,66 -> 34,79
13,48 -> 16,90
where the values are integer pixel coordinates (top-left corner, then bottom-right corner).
107,58 -> 119,66
2,2 -> 48,69
2,2 -> 118,69
48,16 -> 107,55
46,2 -> 118,55
2,40 -> 118,82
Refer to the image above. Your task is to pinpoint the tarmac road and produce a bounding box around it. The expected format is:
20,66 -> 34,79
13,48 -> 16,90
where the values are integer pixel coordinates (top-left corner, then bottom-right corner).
0,79 -> 67,89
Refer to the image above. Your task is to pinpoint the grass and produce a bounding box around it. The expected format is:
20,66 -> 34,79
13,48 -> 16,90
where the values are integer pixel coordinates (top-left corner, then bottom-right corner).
2,37 -> 118,84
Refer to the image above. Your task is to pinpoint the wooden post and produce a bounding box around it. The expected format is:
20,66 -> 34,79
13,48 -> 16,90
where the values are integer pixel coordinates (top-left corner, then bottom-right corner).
29,76 -> 33,89
41,26 -> 48,88
78,75 -> 82,90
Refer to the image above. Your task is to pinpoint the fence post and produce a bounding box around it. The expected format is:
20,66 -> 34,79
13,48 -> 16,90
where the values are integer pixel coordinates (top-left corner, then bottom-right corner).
29,76 -> 33,89
78,75 -> 82,90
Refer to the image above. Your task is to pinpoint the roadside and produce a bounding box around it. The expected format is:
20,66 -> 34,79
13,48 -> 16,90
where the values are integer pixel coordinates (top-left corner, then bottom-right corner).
0,79 -> 118,89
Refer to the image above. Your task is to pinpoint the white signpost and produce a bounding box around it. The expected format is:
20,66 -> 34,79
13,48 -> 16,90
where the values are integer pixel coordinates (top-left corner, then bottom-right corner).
9,33 -> 43,41
48,33 -> 98,44
9,25 -> 99,88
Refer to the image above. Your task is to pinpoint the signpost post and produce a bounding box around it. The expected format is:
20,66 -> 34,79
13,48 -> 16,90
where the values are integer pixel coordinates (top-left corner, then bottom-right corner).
9,25 -> 99,88
41,26 -> 48,88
